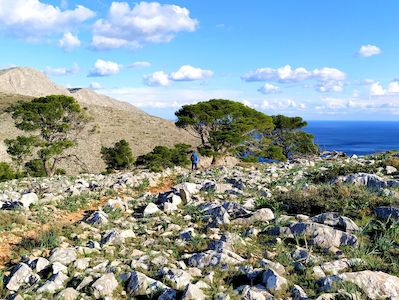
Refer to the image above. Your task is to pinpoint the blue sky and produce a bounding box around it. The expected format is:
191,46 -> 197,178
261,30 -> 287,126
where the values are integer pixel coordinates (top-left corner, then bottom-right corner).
1,0 -> 399,120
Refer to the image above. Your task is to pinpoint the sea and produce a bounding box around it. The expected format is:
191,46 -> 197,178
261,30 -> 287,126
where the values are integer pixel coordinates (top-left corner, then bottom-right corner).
305,121 -> 399,156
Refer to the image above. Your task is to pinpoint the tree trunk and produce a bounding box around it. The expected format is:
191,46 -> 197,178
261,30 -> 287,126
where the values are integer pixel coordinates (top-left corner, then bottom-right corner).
43,159 -> 54,177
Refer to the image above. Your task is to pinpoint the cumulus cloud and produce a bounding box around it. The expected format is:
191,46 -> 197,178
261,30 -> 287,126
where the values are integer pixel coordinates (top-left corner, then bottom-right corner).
143,65 -> 214,86
58,32 -> 81,51
100,87 -> 243,109
170,65 -> 213,81
243,65 -> 345,83
261,99 -> 306,111
357,44 -> 382,57
317,81 -> 344,93
44,63 -> 79,76
0,0 -> 94,38
143,71 -> 170,86
243,65 -> 346,94
258,83 -> 280,94
243,65 -> 310,82
91,1 -> 198,50
128,61 -> 152,68
388,81 -> 399,93
88,59 -> 121,77
89,82 -> 103,89
370,82 -> 386,96
370,80 -> 399,96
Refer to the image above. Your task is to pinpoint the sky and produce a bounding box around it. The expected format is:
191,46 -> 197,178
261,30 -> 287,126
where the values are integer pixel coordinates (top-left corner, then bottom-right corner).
0,0 -> 399,121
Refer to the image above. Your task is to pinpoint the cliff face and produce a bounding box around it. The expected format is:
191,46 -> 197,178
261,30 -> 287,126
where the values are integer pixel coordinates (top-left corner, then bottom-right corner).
0,67 -> 199,173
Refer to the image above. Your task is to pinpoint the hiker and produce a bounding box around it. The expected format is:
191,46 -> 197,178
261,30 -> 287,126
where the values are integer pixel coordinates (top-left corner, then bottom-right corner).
190,150 -> 199,171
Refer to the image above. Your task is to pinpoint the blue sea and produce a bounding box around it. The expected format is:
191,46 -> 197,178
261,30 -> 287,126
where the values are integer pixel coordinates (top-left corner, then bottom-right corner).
305,121 -> 399,156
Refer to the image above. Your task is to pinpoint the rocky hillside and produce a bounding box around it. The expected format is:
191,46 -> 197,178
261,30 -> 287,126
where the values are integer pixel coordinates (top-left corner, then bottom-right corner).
1,153 -> 399,299
0,67 -> 199,174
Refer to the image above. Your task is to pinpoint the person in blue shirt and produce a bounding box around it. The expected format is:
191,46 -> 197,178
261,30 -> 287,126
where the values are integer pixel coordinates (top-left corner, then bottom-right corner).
190,150 -> 199,171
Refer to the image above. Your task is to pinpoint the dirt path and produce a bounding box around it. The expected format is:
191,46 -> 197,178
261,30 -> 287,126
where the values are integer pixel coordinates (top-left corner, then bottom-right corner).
0,196 -> 111,268
0,176 -> 177,269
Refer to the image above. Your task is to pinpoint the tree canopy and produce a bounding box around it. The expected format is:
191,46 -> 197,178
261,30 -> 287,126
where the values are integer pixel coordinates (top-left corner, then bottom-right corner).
175,99 -> 274,157
6,95 -> 89,176
175,100 -> 317,162
135,143 -> 191,172
101,139 -> 134,172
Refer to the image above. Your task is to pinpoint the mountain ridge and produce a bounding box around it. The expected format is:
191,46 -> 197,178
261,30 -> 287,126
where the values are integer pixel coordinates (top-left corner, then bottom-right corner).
0,67 -> 199,174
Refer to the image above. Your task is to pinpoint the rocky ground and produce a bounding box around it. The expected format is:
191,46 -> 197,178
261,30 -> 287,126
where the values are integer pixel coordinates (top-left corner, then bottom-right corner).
1,152 -> 399,299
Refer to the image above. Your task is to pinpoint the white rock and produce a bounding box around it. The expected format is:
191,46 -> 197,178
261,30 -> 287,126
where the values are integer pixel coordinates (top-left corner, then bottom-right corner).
143,203 -> 161,216
6,263 -> 34,291
37,272 -> 69,294
182,283 -> 206,300
339,271 -> 399,299
92,273 -> 119,299
49,248 -> 77,265
19,192 -> 38,209
262,268 -> 288,292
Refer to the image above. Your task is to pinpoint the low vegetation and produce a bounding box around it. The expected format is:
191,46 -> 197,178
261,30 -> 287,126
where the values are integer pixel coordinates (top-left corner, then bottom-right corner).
101,139 -> 134,172
135,143 -> 191,172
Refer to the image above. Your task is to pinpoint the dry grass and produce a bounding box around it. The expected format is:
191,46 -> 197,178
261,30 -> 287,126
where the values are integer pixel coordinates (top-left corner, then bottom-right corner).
0,92 -> 199,174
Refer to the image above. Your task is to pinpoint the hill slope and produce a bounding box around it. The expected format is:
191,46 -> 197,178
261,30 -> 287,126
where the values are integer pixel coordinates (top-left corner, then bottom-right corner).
0,67 -> 198,173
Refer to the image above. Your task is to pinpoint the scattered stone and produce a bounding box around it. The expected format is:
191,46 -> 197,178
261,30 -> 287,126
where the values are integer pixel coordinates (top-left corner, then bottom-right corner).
143,202 -> 161,216
85,210 -> 108,225
92,273 -> 119,298
49,248 -> 77,265
262,268 -> 288,292
182,283 -> 206,300
19,192 -> 38,209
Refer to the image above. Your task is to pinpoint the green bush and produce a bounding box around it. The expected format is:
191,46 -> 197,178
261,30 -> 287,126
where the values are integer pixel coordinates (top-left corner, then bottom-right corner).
101,139 -> 134,171
0,162 -> 15,182
257,184 -> 392,219
25,159 -> 47,177
136,144 -> 191,172
307,162 -> 382,184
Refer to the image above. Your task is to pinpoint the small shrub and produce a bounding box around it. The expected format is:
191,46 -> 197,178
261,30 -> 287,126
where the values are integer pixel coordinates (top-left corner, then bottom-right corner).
56,194 -> 90,212
386,157 -> 399,169
307,162 -> 381,184
257,184 -> 392,219
101,139 -> 134,171
0,211 -> 27,231
136,144 -> 191,172
19,228 -> 60,251
25,159 -> 46,177
0,162 -> 15,182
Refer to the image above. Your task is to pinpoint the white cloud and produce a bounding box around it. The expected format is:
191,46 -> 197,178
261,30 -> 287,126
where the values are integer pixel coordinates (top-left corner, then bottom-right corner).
128,61 -> 152,68
0,0 -> 94,38
388,81 -> 399,93
261,99 -> 306,111
143,65 -> 214,86
91,35 -> 129,50
317,81 -> 344,93
170,65 -> 213,81
44,63 -> 79,76
258,83 -> 280,94
370,82 -> 386,96
313,67 -> 346,81
89,82 -> 103,90
369,80 -> 399,96
91,1 -> 198,50
242,65 -> 346,83
143,71 -> 170,86
58,32 -> 81,51
88,59 -> 121,77
241,100 -> 258,108
243,65 -> 311,82
100,87 -> 243,108
357,44 -> 382,57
